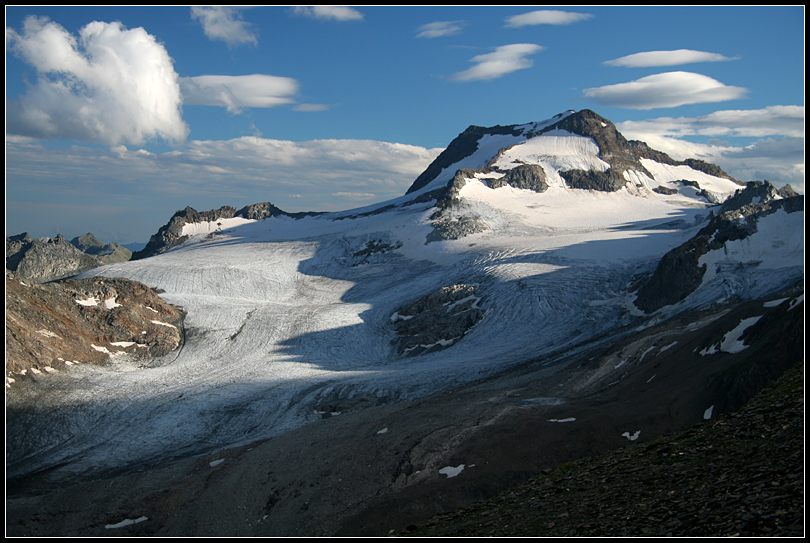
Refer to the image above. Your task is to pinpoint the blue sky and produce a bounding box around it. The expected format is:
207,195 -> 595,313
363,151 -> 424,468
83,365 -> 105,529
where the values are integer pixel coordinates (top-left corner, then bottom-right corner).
5,6 -> 805,244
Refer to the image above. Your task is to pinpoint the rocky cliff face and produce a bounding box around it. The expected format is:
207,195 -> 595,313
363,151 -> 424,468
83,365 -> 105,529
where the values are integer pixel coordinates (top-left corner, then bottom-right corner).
633,181 -> 803,313
5,232 -> 132,283
5,272 -> 184,382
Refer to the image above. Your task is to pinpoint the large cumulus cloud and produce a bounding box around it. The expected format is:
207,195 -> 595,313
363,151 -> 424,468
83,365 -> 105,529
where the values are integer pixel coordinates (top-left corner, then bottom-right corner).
6,16 -> 189,146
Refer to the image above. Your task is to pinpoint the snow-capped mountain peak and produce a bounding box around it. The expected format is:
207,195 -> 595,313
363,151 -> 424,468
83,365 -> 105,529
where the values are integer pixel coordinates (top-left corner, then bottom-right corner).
405,109 -> 742,207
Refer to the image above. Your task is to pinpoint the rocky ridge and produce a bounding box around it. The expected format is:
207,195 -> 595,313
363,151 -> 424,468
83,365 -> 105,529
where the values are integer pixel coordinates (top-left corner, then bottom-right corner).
6,232 -> 131,283
132,203 -> 323,260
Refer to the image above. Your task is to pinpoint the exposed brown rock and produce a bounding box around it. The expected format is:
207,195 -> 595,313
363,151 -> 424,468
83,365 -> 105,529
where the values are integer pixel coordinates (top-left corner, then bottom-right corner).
5,272 -> 184,381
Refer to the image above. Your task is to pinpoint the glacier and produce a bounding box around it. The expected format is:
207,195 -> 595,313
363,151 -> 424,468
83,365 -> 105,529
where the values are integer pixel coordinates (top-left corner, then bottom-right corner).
6,112 -> 803,484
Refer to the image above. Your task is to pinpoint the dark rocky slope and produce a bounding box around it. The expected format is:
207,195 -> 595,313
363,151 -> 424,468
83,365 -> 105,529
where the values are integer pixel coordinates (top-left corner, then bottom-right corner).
400,358 -> 804,537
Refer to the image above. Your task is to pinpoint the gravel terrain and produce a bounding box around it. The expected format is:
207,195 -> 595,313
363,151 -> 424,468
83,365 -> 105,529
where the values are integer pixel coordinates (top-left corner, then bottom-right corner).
400,359 -> 804,537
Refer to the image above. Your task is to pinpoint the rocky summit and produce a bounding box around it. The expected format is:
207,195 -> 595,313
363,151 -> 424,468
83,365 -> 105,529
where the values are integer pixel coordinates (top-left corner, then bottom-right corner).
5,109 -> 804,537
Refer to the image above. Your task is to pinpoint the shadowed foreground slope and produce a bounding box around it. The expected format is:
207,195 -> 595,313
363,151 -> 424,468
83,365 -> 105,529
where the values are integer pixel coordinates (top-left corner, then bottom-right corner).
400,359 -> 804,537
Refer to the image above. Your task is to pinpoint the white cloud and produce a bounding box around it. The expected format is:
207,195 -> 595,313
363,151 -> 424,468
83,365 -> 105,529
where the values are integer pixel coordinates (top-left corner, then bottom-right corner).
451,44 -> 544,82
504,10 -> 593,27
582,71 -> 748,110
190,6 -> 258,46
180,75 -> 299,114
291,6 -> 364,21
604,49 -> 738,68
415,20 -> 466,39
6,16 -> 189,146
332,192 -> 377,199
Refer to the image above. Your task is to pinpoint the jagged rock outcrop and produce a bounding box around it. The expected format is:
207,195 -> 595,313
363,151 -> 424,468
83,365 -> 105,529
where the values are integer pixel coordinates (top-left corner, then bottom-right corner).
133,203 -> 323,260
5,272 -> 184,381
535,110 -> 739,191
485,164 -> 549,193
391,284 -> 485,355
633,181 -> 804,313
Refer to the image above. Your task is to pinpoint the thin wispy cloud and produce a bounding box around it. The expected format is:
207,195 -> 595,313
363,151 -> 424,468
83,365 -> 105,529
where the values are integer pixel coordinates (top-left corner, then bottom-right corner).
451,44 -> 544,82
293,103 -> 331,112
291,6 -> 364,21
191,6 -> 258,47
6,16 -> 189,146
616,106 -> 804,139
604,49 -> 738,68
582,71 -> 748,110
180,75 -> 299,114
504,10 -> 593,27
415,20 -> 466,39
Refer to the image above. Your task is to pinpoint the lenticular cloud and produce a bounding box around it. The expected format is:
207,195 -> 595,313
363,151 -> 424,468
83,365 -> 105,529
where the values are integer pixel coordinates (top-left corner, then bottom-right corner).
582,71 -> 748,110
6,16 -> 189,146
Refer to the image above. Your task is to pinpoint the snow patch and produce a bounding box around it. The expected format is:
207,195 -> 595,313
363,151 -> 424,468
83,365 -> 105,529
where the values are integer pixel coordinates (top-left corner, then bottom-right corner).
105,516 -> 148,529
622,430 -> 641,441
439,464 -> 465,478
703,405 -> 714,420
104,297 -> 122,309
548,417 -> 576,423
658,341 -> 678,353
180,217 -> 257,237
151,320 -> 177,329
719,316 -> 762,353
492,131 -> 610,183
75,297 -> 98,306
